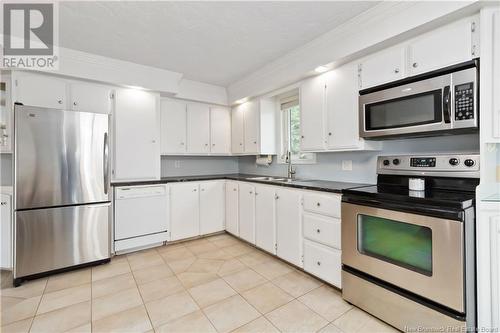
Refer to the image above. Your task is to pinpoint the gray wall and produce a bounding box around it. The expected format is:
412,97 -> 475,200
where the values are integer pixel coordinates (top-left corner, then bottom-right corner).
0,154 -> 12,186
238,134 -> 480,184
161,156 -> 239,177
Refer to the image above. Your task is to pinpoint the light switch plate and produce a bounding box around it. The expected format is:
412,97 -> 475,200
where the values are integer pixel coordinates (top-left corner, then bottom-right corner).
342,160 -> 353,171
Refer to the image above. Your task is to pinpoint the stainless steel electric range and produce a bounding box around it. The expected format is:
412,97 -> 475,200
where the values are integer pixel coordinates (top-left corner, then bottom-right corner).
341,154 -> 479,331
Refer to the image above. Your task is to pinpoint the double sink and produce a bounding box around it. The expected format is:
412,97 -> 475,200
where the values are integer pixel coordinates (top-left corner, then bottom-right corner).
245,176 -> 307,184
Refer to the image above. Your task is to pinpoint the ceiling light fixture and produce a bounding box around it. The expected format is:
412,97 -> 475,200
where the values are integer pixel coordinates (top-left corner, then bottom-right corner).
314,65 -> 329,73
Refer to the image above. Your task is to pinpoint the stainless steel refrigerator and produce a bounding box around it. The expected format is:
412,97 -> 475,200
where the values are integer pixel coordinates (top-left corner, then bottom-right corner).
13,105 -> 110,286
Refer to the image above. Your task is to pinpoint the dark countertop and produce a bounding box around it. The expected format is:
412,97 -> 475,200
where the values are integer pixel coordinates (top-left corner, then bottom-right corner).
111,174 -> 371,194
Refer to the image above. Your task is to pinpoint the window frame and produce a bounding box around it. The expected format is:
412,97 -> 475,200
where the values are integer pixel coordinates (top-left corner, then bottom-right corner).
277,94 -> 316,165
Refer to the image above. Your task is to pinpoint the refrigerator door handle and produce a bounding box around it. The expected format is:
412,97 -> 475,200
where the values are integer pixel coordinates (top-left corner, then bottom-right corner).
103,132 -> 109,195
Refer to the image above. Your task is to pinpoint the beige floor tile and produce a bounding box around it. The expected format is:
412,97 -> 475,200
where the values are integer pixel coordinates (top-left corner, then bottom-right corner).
167,257 -> 196,274
318,323 -> 345,333
132,263 -> 173,285
92,261 -> 131,282
92,287 -> 143,321
333,307 -> 398,333
160,247 -> 195,263
188,278 -> 236,308
187,258 -> 225,274
155,310 -> 216,333
203,295 -> 260,333
1,296 -> 41,325
92,305 -> 152,333
0,278 -> 47,299
241,282 -> 293,314
64,322 -> 92,333
145,291 -> 199,327
266,300 -> 328,333
197,248 -> 235,260
217,258 -> 247,277
272,271 -> 322,297
137,275 -> 185,303
252,260 -> 293,280
30,301 -> 90,333
186,242 -> 219,255
91,273 -> 136,299
298,285 -> 352,321
223,269 -> 267,293
238,251 -> 274,268
211,237 -> 241,248
0,317 -> 33,333
224,244 -> 255,256
127,252 -> 165,271
37,284 -> 91,315
157,241 -> 186,252
205,233 -> 233,242
177,271 -> 218,289
231,316 -> 280,333
45,269 -> 91,293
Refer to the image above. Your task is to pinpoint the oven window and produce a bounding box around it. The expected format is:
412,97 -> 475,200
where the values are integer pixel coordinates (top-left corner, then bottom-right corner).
357,214 -> 432,276
365,90 -> 442,130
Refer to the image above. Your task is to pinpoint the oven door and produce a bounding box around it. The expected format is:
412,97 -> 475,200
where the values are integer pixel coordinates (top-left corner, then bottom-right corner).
341,202 -> 464,312
359,73 -> 452,138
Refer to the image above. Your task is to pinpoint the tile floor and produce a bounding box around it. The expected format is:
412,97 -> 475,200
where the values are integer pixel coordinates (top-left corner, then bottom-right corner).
0,233 -> 398,333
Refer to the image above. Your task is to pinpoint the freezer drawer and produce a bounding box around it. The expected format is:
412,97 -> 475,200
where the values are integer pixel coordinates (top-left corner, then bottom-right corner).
114,185 -> 168,241
15,203 -> 110,278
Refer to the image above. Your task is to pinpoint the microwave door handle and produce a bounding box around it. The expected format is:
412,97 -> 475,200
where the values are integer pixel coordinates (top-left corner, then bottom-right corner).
443,85 -> 451,124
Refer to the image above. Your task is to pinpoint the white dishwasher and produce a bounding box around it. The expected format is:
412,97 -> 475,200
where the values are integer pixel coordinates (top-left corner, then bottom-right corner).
114,184 -> 169,253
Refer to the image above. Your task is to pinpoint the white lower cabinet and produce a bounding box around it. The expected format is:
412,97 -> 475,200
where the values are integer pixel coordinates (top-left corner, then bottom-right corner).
169,182 -> 200,241
225,182 -> 239,236
255,185 -> 276,255
303,213 -> 341,249
200,181 -> 225,235
275,188 -> 302,267
303,240 -> 342,287
239,182 -> 256,244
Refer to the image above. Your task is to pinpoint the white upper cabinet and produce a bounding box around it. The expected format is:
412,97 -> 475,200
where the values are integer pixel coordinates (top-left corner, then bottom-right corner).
70,83 -> 112,114
300,74 -> 326,151
113,88 -> 160,181
408,16 -> 478,76
255,185 -> 276,254
200,181 -> 225,235
187,103 -> 211,154
169,183 -> 200,241
210,106 -> 231,154
14,73 -> 66,109
359,15 -> 479,90
275,188 -> 302,267
325,63 -> 363,150
160,99 -> 187,154
231,98 -> 276,155
231,103 -> 245,154
244,100 -> 260,154
494,11 -> 500,140
225,181 -> 239,236
238,182 -> 256,244
358,45 -> 406,89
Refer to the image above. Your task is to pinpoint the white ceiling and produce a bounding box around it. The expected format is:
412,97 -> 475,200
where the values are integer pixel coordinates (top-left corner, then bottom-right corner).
59,1 -> 379,87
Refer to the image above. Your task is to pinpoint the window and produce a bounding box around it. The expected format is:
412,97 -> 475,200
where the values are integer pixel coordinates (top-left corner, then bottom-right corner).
278,94 -> 316,164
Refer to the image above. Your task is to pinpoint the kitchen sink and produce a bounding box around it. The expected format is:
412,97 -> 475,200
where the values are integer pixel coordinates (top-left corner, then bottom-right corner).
245,176 -> 302,183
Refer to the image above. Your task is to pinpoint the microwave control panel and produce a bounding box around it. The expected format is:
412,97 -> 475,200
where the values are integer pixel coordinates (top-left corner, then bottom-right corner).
455,82 -> 474,121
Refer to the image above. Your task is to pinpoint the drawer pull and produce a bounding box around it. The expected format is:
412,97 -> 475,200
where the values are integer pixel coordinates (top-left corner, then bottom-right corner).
316,202 -> 321,207
316,229 -> 321,233
317,261 -> 321,266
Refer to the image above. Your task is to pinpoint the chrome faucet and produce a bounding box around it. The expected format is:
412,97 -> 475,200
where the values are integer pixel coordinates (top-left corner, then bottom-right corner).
286,151 -> 296,179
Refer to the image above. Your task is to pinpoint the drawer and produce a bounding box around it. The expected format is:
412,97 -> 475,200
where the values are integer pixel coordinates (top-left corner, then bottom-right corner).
303,240 -> 341,288
303,213 -> 341,249
303,193 -> 341,218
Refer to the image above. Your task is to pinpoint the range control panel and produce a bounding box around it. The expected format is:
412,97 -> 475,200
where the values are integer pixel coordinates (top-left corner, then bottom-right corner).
455,82 -> 474,121
378,154 -> 479,178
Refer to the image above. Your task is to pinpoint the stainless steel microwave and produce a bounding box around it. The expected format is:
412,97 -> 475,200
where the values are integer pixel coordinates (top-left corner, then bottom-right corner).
359,64 -> 478,139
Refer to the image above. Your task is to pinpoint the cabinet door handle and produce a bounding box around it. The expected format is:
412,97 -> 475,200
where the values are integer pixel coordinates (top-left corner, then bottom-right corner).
316,229 -> 321,233
73,101 -> 78,106
233,188 -> 237,192
328,132 -> 332,136
316,202 -> 321,207
317,261 -> 321,266
412,62 -> 418,68
193,189 -> 197,192
275,195 -> 279,200
180,142 -> 185,145
394,68 -> 400,74
58,100 -> 63,104
249,191 -> 253,194
201,188 -> 205,192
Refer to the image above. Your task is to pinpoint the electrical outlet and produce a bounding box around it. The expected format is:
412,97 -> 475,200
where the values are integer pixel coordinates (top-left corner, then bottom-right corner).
342,160 -> 353,171
174,160 -> 181,168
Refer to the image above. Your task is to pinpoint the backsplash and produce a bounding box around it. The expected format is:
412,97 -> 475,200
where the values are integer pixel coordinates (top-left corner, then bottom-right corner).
238,134 -> 480,184
161,156 -> 239,177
